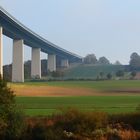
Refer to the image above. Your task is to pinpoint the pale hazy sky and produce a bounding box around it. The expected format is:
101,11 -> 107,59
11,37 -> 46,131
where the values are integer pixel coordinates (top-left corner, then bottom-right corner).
1,0 -> 140,64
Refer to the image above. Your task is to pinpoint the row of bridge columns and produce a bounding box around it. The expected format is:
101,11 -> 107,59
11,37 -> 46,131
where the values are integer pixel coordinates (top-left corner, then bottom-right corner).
0,26 -> 69,82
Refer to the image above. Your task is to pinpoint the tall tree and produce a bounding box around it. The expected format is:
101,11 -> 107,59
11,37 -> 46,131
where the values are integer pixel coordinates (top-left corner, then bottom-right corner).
0,77 -> 24,139
84,54 -> 97,64
129,52 -> 140,67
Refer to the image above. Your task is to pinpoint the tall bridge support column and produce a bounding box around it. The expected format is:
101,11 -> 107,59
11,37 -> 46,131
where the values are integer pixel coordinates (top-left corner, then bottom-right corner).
48,54 -> 56,72
0,26 -> 3,77
61,59 -> 69,68
31,48 -> 41,79
12,39 -> 24,82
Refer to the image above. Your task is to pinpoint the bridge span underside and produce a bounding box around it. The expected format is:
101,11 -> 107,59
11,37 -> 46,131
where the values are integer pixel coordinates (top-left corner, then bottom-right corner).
0,7 -> 82,82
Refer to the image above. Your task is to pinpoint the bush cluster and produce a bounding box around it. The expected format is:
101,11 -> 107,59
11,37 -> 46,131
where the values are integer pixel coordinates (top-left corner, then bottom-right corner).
20,109 -> 140,140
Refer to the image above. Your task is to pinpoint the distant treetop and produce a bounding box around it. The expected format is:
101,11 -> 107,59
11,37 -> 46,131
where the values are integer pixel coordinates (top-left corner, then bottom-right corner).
129,52 -> 140,67
114,60 -> 121,65
98,56 -> 110,65
83,54 -> 97,64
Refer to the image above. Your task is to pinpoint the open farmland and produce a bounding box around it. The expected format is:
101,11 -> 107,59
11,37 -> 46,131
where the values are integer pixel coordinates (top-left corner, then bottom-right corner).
9,80 -> 140,116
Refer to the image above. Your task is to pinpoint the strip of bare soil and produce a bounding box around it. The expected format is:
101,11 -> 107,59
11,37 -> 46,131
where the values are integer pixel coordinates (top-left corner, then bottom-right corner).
11,85 -> 140,97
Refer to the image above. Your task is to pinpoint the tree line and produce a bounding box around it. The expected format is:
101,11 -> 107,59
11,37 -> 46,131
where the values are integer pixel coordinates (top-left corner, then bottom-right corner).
3,52 -> 140,81
83,52 -> 140,67
84,54 -> 109,65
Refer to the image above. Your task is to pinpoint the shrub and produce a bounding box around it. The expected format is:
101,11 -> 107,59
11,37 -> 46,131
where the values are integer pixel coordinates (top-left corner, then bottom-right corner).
22,110 -> 140,140
31,123 -> 46,140
116,70 -> 124,78
0,77 -> 24,140
109,113 -> 140,130
106,73 -> 112,80
54,108 -> 108,134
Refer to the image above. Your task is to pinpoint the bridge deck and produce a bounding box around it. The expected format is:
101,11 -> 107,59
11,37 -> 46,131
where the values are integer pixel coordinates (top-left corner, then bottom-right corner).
0,6 -> 82,62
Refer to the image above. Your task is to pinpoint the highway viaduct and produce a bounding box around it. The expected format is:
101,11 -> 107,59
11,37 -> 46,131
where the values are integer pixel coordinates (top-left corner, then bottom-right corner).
0,6 -> 82,82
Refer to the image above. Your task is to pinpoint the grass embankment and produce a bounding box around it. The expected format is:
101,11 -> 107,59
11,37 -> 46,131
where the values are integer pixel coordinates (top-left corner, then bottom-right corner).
64,64 -> 125,79
13,80 -> 140,116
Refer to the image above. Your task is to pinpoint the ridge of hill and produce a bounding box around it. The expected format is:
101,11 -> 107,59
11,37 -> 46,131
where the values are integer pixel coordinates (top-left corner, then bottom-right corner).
3,62 -> 133,81
64,64 -> 125,79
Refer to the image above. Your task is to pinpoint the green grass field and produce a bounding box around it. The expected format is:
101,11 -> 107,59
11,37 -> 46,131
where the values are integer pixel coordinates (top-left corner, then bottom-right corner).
15,80 -> 140,116
16,96 -> 140,116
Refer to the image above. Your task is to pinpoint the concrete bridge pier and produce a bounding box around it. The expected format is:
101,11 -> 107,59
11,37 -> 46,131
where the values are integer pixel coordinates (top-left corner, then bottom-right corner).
0,26 -> 3,77
61,59 -> 69,68
48,54 -> 56,72
12,39 -> 24,82
31,48 -> 41,79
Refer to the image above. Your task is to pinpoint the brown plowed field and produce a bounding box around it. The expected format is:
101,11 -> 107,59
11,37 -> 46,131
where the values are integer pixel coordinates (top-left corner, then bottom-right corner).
11,85 -> 97,97
10,85 -> 140,97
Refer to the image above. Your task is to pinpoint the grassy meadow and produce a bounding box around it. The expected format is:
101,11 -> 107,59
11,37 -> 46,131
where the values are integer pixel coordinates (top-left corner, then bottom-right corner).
12,80 -> 140,116
16,96 -> 140,116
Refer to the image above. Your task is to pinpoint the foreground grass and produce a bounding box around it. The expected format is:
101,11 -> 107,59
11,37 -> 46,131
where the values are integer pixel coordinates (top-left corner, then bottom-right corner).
16,96 -> 140,116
